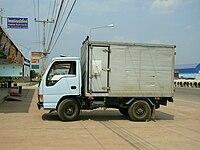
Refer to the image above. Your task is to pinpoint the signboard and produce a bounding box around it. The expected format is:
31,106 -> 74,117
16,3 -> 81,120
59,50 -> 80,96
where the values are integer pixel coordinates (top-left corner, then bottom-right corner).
31,59 -> 40,63
31,52 -> 42,72
31,52 -> 42,58
7,18 -> 28,29
31,64 -> 40,69
7,45 -> 17,63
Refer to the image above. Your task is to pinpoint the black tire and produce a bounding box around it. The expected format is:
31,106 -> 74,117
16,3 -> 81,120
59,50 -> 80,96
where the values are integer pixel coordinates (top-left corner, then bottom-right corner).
128,100 -> 151,121
119,108 -> 129,117
58,99 -> 80,121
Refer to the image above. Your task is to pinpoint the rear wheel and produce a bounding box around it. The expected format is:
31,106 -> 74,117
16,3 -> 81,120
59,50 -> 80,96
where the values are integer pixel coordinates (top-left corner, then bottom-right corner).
58,98 -> 80,121
128,100 -> 151,121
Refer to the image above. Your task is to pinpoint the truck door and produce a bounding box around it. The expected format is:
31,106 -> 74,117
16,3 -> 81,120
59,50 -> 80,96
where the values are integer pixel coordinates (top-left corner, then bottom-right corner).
44,61 -> 80,102
89,45 -> 110,93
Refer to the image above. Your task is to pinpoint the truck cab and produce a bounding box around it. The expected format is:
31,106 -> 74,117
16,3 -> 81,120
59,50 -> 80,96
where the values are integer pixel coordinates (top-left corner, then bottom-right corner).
37,57 -> 82,111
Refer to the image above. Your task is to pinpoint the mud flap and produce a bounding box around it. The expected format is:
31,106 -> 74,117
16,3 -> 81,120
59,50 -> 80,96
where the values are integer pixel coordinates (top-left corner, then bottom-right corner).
151,105 -> 156,122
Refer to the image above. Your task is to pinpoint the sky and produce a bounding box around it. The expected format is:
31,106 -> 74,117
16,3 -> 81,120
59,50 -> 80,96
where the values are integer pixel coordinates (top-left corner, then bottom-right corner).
0,0 -> 200,65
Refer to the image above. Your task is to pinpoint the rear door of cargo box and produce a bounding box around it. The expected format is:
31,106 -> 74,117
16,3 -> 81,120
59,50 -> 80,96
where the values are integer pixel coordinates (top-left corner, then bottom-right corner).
88,45 -> 110,93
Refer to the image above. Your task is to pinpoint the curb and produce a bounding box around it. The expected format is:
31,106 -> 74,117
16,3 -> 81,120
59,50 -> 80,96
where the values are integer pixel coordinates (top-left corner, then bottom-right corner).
0,91 -> 9,104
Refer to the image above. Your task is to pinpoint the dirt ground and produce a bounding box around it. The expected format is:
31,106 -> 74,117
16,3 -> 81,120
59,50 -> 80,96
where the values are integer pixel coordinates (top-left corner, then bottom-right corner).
0,85 -> 200,150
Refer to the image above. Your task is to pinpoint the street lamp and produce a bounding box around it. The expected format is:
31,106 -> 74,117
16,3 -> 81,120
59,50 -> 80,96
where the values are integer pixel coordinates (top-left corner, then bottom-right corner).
89,24 -> 114,40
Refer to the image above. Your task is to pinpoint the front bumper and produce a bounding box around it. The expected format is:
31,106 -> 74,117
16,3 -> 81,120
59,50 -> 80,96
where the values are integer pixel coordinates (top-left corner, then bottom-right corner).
37,101 -> 43,110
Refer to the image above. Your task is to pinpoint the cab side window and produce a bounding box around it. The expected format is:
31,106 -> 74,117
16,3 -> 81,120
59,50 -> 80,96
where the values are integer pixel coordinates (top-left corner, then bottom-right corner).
46,61 -> 76,86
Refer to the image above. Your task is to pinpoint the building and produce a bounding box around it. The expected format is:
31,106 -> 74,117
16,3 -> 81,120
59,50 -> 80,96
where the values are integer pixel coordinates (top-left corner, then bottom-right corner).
0,24 -> 30,82
175,63 -> 200,79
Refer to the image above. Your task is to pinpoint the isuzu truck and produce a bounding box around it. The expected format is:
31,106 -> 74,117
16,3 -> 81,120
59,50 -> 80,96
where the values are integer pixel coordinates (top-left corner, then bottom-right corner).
37,37 -> 176,121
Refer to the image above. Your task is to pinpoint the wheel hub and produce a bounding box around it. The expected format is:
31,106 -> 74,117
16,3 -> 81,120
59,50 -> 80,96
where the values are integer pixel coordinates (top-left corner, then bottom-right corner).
66,106 -> 74,116
136,107 -> 145,115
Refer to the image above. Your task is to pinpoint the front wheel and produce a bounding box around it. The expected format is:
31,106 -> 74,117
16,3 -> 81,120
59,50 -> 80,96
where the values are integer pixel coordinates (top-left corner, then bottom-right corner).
58,98 -> 80,121
128,100 -> 151,121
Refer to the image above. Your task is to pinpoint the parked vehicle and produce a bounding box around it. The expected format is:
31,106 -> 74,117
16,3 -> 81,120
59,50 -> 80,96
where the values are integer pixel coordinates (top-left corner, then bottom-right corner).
37,37 -> 176,121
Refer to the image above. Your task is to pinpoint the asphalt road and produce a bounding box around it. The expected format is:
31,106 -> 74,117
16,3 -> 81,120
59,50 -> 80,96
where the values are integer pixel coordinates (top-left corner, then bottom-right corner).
0,86 -> 200,150
175,88 -> 200,103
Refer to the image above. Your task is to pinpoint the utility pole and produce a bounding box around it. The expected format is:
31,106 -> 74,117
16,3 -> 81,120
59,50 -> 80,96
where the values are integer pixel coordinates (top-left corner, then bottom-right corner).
35,19 -> 54,74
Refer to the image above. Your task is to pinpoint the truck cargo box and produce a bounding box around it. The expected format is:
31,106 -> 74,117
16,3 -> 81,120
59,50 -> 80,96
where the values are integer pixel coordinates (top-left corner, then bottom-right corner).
81,40 -> 175,98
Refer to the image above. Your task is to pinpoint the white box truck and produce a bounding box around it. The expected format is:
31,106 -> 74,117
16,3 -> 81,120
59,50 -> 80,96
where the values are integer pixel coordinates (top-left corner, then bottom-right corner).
37,37 -> 176,121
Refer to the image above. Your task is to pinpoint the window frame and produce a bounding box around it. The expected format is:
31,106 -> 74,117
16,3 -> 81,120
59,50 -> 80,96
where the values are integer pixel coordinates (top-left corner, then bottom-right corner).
46,61 -> 76,86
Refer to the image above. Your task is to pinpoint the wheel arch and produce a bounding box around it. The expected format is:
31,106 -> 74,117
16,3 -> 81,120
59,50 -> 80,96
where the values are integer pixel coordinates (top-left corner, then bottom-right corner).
56,95 -> 81,111
126,97 -> 154,108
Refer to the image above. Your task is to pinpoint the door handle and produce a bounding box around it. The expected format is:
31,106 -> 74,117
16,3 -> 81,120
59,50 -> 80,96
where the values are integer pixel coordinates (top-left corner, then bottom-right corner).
71,86 -> 76,89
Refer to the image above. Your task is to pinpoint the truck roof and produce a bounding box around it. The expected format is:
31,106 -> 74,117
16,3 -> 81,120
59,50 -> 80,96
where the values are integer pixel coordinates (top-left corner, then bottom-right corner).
51,56 -> 79,62
87,40 -> 176,48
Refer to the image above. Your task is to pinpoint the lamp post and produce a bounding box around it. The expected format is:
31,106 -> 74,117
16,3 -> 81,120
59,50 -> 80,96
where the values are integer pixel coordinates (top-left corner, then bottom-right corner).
89,24 -> 114,40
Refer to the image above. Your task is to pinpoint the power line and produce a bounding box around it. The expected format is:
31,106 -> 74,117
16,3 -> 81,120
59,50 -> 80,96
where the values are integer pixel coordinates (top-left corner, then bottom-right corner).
46,0 -> 59,47
49,0 -> 77,53
37,0 -> 40,20
47,0 -> 53,20
47,0 -> 65,52
33,0 -> 36,19
51,0 -> 70,45
37,0 -> 41,51
33,0 -> 40,51
52,0 -> 60,22
33,0 -> 77,57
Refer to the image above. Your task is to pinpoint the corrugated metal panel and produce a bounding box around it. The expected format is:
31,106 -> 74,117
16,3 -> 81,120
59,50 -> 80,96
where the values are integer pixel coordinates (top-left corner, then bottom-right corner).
109,44 -> 174,97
